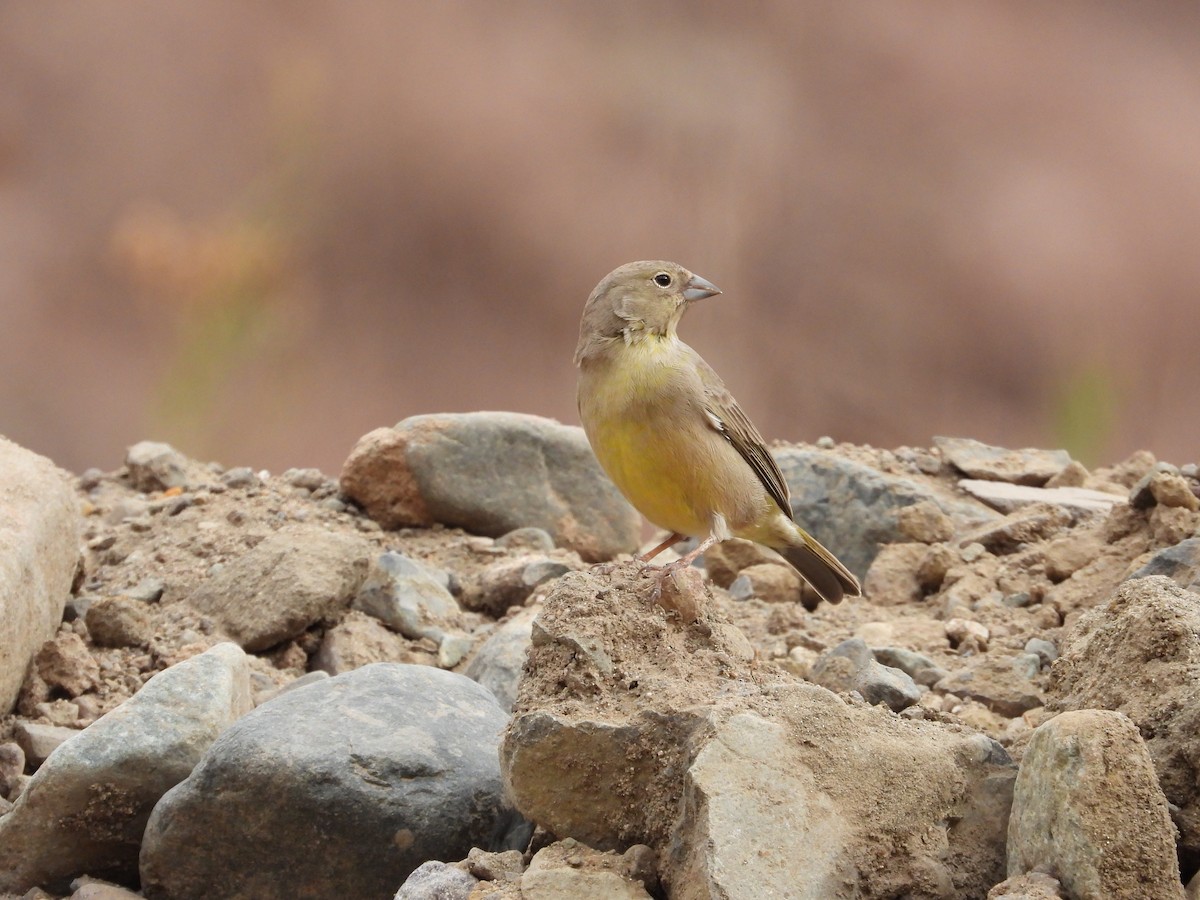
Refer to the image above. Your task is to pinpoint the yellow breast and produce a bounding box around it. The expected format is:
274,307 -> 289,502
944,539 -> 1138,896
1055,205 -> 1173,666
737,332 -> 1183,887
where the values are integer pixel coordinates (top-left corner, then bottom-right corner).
577,337 -> 760,539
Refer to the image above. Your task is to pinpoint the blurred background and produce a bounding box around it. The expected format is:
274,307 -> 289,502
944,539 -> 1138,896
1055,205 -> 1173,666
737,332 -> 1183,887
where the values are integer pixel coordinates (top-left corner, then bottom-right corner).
2,2 -> 1198,477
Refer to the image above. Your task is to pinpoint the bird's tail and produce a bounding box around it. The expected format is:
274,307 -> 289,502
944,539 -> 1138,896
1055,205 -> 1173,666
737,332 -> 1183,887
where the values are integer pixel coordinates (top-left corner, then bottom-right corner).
778,527 -> 862,605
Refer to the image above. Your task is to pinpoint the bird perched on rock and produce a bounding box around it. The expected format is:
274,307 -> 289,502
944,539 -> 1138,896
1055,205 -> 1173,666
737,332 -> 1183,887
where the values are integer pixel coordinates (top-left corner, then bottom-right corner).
574,260 -> 861,604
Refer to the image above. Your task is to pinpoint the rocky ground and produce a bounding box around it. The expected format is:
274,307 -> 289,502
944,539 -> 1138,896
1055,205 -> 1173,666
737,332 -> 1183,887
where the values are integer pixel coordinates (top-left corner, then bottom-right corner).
0,414 -> 1199,899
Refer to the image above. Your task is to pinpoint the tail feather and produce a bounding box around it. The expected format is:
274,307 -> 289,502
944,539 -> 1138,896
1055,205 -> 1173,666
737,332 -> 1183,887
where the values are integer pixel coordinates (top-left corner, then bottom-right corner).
778,530 -> 861,605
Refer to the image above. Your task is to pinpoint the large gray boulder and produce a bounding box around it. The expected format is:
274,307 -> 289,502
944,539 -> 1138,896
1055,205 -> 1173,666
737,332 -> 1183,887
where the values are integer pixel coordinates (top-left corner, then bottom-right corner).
339,412 -> 640,562
0,643 -> 251,893
140,663 -> 528,900
0,435 -> 81,712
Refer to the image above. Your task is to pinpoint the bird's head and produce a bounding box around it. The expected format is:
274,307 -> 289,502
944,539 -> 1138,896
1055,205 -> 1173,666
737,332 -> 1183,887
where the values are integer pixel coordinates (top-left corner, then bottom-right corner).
574,260 -> 721,365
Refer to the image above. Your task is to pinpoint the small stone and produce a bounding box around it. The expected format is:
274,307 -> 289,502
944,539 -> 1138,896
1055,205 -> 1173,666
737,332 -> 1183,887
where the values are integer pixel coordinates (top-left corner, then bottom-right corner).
727,563 -> 800,604
896,500 -> 955,543
1011,653 -> 1042,680
1149,471 -> 1200,511
354,552 -> 461,640
124,578 -> 166,603
986,871 -> 1064,899
810,639 -> 920,712
34,632 -> 100,697
283,467 -> 327,491
466,847 -> 526,882
0,742 -> 25,800
393,860 -> 478,900
1045,460 -> 1089,489
1002,591 -> 1033,608
916,544 -> 956,592
496,527 -> 556,553
815,436 -> 836,449
125,441 -> 190,491
960,542 -> 987,563
438,632 -> 474,669
85,596 -> 153,648
12,722 -> 82,767
959,480 -> 1122,516
863,543 -> 927,605
702,539 -> 782,588
220,467 -> 261,489
959,504 -> 1071,554
1023,638 -> 1057,667
945,618 -> 989,651
934,437 -> 1071,486
463,558 -> 571,617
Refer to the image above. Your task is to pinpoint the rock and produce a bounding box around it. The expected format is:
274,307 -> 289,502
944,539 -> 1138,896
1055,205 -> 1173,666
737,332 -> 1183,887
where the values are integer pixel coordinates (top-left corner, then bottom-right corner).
725,562 -> 800,604
774,448 -> 997,579
34,632 -> 100,697
958,503 -> 1071,554
352,551 -> 461,641
0,741 -> 25,800
13,723 -> 82,767
220,466 -> 261,489
502,567 -> 1013,898
863,542 -> 927,605
945,618 -> 990,651
872,647 -> 947,684
495,526 -> 556,553
701,539 -> 783,588
393,861 -> 478,900
1046,460 -> 1089,489
462,557 -> 572,616
1007,710 -> 1182,899
937,659 -> 1043,718
186,525 -> 371,651
0,643 -> 251,893
987,871 -> 1065,899
0,436 -> 81,713
1047,576 -> 1200,856
810,638 -> 921,712
124,441 -> 193,491
1023,638 -> 1057,667
934,437 -> 1071,486
312,611 -> 417,674
1041,531 -> 1103,582
896,500 -> 955,543
959,479 -> 1122,515
85,596 -> 153,648
1131,469 -> 1200,511
1126,537 -> 1200,592
339,413 -> 640,562
465,847 -> 526,884
140,664 -> 528,900
464,606 -> 537,712
521,840 -> 653,899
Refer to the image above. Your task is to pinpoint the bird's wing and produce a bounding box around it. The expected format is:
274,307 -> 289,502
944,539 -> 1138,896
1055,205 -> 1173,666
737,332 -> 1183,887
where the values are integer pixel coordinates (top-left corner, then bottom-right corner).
696,358 -> 794,520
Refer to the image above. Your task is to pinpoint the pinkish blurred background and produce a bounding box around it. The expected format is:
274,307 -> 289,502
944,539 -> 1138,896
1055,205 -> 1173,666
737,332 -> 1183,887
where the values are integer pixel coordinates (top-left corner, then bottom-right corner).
2,2 -> 1198,477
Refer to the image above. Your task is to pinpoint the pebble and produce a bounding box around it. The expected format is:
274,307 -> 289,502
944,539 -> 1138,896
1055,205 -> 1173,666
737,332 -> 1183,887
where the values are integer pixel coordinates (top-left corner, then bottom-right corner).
496,527 -> 557,553
220,467 -> 261,489
1023,638 -> 1058,666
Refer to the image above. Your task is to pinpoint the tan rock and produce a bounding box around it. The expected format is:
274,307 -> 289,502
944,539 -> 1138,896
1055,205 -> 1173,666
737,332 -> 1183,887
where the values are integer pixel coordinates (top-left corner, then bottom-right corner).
863,542 -> 926,605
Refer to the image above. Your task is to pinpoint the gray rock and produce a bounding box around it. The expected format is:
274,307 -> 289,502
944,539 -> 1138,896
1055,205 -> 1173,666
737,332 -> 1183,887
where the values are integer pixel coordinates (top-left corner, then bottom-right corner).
0,741 -> 24,800
125,440 -> 192,491
353,551 -> 461,641
187,525 -> 371,651
0,437 -> 81,713
811,639 -> 921,712
282,467 -> 327,491
124,578 -> 166,604
774,448 -> 997,579
339,413 -> 641,562
0,643 -> 251,893
85,596 -> 153,648
958,479 -> 1122,516
219,466 -> 260,489
1010,653 -> 1043,680
394,861 -> 478,900
141,664 -> 528,900
463,558 -> 572,617
872,646 -> 940,679
464,607 -> 537,712
1023,638 -> 1058,667
13,723 -> 82,767
1008,710 -> 1181,899
495,527 -> 556,553
933,437 -> 1071,486
1126,537 -> 1200,592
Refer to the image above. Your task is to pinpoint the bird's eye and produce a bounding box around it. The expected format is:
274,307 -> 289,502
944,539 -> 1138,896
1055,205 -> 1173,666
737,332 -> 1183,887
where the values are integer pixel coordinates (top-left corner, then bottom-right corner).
654,272 -> 671,287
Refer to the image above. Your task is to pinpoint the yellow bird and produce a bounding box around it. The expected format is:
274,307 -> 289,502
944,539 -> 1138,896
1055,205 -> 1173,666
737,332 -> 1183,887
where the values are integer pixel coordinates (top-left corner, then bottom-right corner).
575,260 -> 861,604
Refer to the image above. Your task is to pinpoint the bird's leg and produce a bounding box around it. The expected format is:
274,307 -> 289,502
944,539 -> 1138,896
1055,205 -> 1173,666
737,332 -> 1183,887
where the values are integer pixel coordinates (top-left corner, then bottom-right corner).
659,534 -> 717,574
639,532 -> 686,563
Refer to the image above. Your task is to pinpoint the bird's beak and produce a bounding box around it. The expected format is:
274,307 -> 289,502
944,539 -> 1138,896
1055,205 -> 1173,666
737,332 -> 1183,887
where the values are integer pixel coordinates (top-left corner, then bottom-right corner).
682,273 -> 722,302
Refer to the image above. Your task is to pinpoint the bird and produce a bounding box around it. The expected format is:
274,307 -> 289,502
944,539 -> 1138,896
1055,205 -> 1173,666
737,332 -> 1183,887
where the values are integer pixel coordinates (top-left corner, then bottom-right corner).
574,260 -> 861,605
